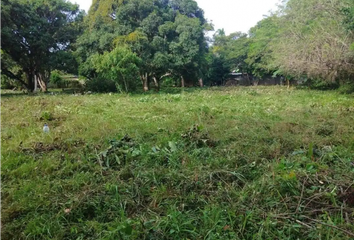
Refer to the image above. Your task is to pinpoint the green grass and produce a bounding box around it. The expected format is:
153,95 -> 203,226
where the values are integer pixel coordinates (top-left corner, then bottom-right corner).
2,86 -> 354,239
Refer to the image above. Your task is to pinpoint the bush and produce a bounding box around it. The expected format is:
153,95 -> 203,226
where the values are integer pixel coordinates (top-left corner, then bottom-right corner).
92,46 -> 141,93
50,70 -> 64,87
306,78 -> 340,90
338,82 -> 354,94
1,75 -> 22,89
85,77 -> 117,93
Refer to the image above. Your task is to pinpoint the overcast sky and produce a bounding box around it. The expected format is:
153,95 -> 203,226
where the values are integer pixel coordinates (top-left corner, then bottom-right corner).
69,0 -> 280,34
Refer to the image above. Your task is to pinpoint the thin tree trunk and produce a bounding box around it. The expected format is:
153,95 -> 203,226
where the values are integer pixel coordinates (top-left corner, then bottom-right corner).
153,76 -> 159,92
123,75 -> 128,92
34,75 -> 38,92
181,76 -> 185,88
198,78 -> 203,87
286,78 -> 290,89
141,73 -> 148,91
245,73 -> 251,86
157,73 -> 171,90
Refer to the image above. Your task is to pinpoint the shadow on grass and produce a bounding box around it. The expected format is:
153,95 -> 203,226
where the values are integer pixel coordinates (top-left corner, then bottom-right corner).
0,88 -> 83,98
1,86 -> 262,98
0,91 -> 29,98
132,86 -> 212,95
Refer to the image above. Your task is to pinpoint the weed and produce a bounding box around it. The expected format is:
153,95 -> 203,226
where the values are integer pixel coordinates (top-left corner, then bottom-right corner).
40,111 -> 54,121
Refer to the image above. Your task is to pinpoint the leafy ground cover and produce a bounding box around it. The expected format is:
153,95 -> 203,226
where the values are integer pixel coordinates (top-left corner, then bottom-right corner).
1,86 -> 354,239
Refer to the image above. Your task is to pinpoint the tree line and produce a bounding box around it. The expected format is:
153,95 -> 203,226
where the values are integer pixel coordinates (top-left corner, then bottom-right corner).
210,0 -> 354,87
1,0 -> 354,92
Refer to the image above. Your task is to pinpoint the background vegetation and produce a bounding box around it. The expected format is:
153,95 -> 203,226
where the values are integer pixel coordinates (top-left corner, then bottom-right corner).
1,0 -> 354,92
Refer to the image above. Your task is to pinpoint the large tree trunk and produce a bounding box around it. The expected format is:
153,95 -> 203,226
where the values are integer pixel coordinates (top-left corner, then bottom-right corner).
27,72 -> 49,92
37,76 -> 47,92
34,71 -> 49,92
26,71 -> 35,92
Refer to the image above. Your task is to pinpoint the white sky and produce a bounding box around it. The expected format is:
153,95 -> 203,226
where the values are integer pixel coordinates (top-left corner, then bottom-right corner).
69,0 -> 280,34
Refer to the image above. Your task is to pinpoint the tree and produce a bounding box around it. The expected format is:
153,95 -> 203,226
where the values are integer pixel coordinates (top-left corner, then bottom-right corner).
92,46 -> 141,92
170,13 -> 207,87
1,0 -> 84,92
76,0 -> 208,92
246,16 -> 280,78
203,52 -> 229,86
210,29 -> 261,85
87,0 -> 124,29
272,0 -> 354,82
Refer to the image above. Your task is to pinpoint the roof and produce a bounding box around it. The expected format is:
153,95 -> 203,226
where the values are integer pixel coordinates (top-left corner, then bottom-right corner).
229,73 -> 243,76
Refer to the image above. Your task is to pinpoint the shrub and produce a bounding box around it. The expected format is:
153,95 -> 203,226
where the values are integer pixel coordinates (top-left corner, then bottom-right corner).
338,82 -> 354,94
304,78 -> 340,90
50,70 -> 64,87
85,77 -> 117,93
1,75 -> 22,89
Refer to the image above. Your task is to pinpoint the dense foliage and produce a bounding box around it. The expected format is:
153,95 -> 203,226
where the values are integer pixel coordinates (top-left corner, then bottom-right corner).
2,0 -> 353,92
212,0 -> 354,87
76,0 -> 208,92
1,0 -> 84,91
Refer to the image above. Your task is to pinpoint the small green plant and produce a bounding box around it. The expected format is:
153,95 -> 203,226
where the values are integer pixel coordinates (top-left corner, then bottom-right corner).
96,135 -> 140,169
40,111 -> 54,121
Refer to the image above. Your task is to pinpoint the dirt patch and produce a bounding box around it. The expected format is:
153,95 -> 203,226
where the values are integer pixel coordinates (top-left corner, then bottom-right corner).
20,142 -> 66,153
340,188 -> 354,207
19,139 -> 85,154
273,122 -> 305,134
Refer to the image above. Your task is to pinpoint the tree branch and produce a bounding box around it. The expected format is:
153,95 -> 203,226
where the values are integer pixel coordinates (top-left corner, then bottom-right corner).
159,72 -> 171,80
1,68 -> 28,88
301,215 -> 354,238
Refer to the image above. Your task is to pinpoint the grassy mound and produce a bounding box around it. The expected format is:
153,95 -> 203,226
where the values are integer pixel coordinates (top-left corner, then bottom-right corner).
2,86 -> 354,239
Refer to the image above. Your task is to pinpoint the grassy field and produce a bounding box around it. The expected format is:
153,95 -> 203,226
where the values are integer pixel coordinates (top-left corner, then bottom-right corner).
1,86 -> 354,239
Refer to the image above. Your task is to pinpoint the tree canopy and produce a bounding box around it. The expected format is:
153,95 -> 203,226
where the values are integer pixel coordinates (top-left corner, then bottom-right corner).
207,0 -> 354,86
272,0 -> 354,81
1,0 -> 84,91
1,0 -> 354,92
75,0 -> 208,91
